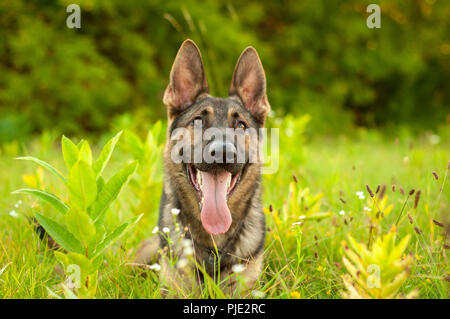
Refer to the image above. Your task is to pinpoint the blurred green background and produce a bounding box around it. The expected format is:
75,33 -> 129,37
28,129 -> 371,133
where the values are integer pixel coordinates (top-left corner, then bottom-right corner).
0,0 -> 449,142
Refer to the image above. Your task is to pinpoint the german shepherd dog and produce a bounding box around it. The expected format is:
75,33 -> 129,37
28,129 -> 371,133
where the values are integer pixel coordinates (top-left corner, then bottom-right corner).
135,39 -> 271,296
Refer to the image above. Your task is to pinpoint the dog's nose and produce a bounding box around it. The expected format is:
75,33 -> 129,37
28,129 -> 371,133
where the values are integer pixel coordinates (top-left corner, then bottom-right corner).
209,141 -> 236,163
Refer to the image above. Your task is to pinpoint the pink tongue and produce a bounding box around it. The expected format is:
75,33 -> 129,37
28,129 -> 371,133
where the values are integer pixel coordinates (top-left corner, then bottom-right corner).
200,171 -> 232,235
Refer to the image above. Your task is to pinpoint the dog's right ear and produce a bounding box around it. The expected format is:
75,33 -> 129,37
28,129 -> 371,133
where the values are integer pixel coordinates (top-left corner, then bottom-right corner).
163,39 -> 209,117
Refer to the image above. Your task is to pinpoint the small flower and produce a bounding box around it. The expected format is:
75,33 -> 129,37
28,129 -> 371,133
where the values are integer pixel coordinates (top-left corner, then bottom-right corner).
9,210 -> 19,218
317,265 -> 324,272
290,291 -> 301,299
149,263 -> 160,271
162,227 -> 170,233
339,210 -> 345,216
177,258 -> 188,268
232,264 -> 246,273
152,226 -> 159,234
363,207 -> 372,212
292,221 -> 303,226
171,208 -> 180,215
356,191 -> 365,200
298,215 -> 306,220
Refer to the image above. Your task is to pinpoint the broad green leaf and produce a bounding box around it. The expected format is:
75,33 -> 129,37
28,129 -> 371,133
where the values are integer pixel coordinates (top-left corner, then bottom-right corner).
12,188 -> 69,214
78,141 -> 93,166
121,130 -> 144,160
93,214 -> 142,257
76,139 -> 85,149
93,131 -> 122,177
17,157 -> 66,183
54,250 -> 69,265
90,161 -> 138,221
67,252 -> 94,274
61,136 -> 79,169
96,176 -> 105,193
68,161 -> 97,211
65,207 -> 96,246
33,212 -> 83,253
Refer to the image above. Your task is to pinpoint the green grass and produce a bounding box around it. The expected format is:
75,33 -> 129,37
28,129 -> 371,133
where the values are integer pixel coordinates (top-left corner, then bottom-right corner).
0,130 -> 448,298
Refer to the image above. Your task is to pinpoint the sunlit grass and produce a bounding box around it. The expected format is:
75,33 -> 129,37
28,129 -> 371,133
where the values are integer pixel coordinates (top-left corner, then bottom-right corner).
0,129 -> 448,298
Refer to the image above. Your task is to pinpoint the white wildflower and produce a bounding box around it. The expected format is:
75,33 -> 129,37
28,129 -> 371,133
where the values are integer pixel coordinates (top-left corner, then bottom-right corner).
149,263 -> 160,271
171,208 -> 180,215
177,258 -> 188,268
292,221 -> 303,226
339,210 -> 345,216
162,227 -> 170,233
364,207 -> 372,211
152,226 -> 159,234
232,264 -> 246,274
9,210 -> 18,218
299,215 -> 306,220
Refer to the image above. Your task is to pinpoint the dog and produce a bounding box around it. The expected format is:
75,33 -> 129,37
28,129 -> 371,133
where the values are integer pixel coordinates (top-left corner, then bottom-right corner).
135,39 -> 271,297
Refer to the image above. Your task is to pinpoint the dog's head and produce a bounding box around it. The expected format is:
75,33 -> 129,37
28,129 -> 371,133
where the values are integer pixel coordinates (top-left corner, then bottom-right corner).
163,39 -> 270,235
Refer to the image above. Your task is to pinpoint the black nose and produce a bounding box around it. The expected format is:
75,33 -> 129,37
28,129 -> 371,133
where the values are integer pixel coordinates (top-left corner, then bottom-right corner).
209,141 -> 236,163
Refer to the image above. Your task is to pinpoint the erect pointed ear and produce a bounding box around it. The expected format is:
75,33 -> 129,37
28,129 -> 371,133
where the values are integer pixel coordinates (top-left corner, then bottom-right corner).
163,39 -> 209,117
229,47 -> 270,124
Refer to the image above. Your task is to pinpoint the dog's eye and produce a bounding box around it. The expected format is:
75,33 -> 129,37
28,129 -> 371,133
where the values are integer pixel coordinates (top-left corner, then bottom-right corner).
192,117 -> 202,127
235,121 -> 246,130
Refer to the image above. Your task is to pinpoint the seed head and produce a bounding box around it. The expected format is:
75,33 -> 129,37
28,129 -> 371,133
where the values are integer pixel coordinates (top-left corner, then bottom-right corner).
409,189 -> 415,196
366,185 -> 374,198
414,190 -> 421,208
379,185 -> 386,199
432,171 -> 439,180
432,219 -> 444,227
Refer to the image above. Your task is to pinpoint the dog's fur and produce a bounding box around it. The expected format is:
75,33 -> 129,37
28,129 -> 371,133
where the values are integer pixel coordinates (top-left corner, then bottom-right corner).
135,39 -> 270,296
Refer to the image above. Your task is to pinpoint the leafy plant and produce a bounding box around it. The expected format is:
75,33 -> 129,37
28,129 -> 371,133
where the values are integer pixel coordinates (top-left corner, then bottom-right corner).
13,132 -> 141,298
119,122 -> 164,228
340,225 -> 418,299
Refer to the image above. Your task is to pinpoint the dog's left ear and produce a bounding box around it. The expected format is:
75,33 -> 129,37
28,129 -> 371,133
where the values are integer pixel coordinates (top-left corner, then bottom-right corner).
163,39 -> 209,117
229,47 -> 270,124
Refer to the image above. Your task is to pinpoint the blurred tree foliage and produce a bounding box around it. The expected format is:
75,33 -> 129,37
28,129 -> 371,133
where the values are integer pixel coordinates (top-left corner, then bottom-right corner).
0,0 -> 449,141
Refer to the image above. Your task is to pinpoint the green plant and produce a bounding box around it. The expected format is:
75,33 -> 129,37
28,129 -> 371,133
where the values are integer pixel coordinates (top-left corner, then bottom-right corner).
119,122 -> 164,228
13,132 -> 141,298
340,225 -> 418,299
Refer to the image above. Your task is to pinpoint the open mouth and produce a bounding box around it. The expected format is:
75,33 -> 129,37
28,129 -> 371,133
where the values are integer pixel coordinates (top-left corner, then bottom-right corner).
187,164 -> 241,235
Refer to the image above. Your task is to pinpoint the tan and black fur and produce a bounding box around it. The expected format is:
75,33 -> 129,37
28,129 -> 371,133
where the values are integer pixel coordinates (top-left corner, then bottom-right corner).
135,39 -> 271,296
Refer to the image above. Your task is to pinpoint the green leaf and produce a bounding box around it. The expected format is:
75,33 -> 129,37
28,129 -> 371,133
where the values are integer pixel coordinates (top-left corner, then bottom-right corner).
65,207 -> 96,246
33,212 -> 83,253
68,161 -> 97,211
67,252 -> 94,274
93,214 -> 142,257
78,141 -> 93,166
17,157 -> 66,183
90,161 -> 138,221
93,131 -> 122,177
12,188 -> 69,214
76,139 -> 85,149
61,136 -> 79,170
